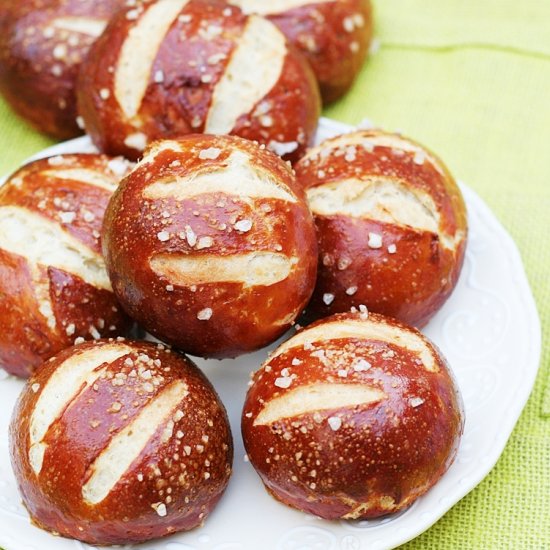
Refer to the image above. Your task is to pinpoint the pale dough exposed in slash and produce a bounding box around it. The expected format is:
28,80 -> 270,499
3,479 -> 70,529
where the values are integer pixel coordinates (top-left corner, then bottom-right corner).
205,16 -> 286,134
0,206 -> 112,290
270,319 -> 438,372
150,252 -> 297,288
82,380 -> 188,505
253,383 -> 386,425
230,0 -> 334,16
114,0 -> 189,119
308,177 -> 465,251
28,344 -> 132,474
142,150 -> 297,203
51,17 -> 108,37
42,169 -> 118,192
307,178 -> 439,233
139,140 -> 185,165
30,264 -> 57,330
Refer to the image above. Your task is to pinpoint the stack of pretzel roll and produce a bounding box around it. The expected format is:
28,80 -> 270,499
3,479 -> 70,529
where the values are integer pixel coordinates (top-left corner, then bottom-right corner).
0,0 -> 471,545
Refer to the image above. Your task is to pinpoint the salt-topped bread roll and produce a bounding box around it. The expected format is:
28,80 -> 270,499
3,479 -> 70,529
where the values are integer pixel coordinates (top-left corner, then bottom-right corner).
0,153 -> 133,378
0,0 -> 124,138
102,134 -> 318,358
230,0 -> 373,103
295,129 -> 468,327
10,339 -> 233,544
242,311 -> 464,519
77,0 -> 321,161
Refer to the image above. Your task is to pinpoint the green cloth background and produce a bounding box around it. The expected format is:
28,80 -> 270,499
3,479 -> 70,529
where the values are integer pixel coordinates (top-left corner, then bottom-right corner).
0,0 -> 548,548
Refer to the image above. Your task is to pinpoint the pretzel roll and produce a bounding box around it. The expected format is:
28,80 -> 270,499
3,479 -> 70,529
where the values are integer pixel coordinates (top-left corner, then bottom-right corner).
0,154 -> 133,378
10,339 -> 233,544
295,130 -> 468,327
0,0 -> 124,139
102,134 -> 318,358
77,0 -> 321,162
230,0 -> 373,103
242,311 -> 464,519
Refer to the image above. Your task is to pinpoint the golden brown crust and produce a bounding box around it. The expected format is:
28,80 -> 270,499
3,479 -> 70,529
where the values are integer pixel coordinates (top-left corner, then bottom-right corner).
295,129 -> 468,327
102,134 -> 318,358
0,153 -> 133,378
0,0 -> 124,139
10,339 -> 233,545
241,311 -> 464,519
77,0 -> 321,162
264,0 -> 373,103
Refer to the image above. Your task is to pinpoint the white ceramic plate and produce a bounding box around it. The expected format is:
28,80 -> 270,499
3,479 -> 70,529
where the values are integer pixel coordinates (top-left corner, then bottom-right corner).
0,119 -> 541,550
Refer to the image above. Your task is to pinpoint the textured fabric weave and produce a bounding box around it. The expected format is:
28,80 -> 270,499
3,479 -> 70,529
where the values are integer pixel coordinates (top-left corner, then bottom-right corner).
0,0 -> 548,548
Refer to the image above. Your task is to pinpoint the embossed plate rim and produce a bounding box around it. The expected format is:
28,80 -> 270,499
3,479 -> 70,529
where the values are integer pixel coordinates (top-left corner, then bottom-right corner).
0,118 -> 542,550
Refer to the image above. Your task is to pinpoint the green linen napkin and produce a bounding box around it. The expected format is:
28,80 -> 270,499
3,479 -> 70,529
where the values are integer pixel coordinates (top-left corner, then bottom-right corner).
0,0 -> 549,548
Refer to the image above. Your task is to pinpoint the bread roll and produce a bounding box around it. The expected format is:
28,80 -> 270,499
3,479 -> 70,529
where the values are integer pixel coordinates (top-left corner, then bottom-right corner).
295,129 -> 468,327
10,338 -> 233,544
0,153 -> 133,378
102,134 -> 318,358
0,0 -> 123,138
242,311 -> 464,519
77,0 -> 321,162
230,0 -> 373,103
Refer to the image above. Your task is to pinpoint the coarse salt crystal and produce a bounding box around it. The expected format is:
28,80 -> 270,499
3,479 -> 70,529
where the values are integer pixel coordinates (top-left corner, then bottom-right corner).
346,286 -> 358,296
353,359 -> 371,372
337,369 -> 348,378
99,88 -> 110,100
199,147 -> 221,160
48,155 -> 64,166
154,70 -> 164,83
328,417 -> 342,431
157,231 -> 170,242
197,308 -> 213,321
274,377 -> 292,389
388,244 -> 397,254
59,211 -> 76,224
235,219 -> 253,232
53,43 -> 67,59
83,211 -> 95,222
368,232 -> 383,249
152,503 -> 167,517
413,151 -> 426,165
197,236 -> 213,249
31,383 -> 40,393
409,397 -> 425,408
126,9 -> 140,20
268,140 -> 298,157
343,16 -> 355,32
185,225 -> 197,247
323,293 -> 335,305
